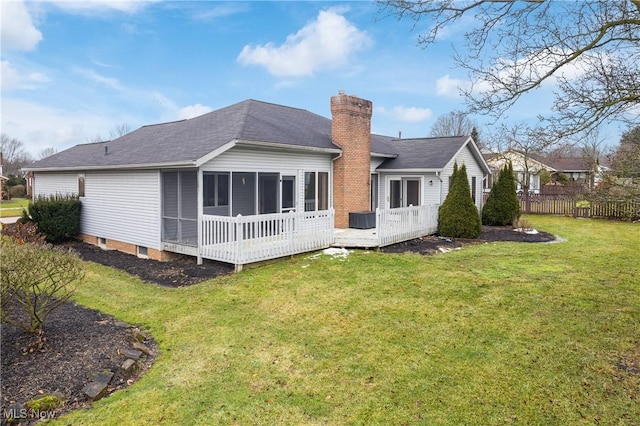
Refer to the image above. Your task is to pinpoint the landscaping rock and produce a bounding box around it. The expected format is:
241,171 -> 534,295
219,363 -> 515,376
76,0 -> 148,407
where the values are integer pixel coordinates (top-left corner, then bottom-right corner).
132,341 -> 153,355
132,329 -> 148,342
81,370 -> 114,401
120,359 -> 138,375
120,347 -> 143,360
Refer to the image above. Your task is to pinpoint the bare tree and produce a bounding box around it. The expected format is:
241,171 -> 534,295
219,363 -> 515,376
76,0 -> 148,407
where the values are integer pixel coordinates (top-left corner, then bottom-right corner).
110,123 -> 131,139
492,123 -> 556,210
378,0 -> 640,139
87,123 -> 132,143
609,125 -> 640,179
430,110 -> 476,137
39,147 -> 57,160
1,134 -> 33,175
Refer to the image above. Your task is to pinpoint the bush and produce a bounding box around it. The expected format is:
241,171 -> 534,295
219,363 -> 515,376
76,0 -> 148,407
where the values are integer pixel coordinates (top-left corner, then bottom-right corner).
482,162 -> 521,226
0,221 -> 46,245
8,184 -> 26,198
438,162 -> 482,238
27,194 -> 81,243
0,238 -> 84,336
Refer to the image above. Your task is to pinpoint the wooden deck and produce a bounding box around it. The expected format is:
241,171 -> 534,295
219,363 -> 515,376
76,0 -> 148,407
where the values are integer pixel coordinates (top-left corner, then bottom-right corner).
332,228 -> 379,248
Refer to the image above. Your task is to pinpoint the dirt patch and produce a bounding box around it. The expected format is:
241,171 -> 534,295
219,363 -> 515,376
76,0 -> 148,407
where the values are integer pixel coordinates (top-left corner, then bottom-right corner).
382,225 -> 557,255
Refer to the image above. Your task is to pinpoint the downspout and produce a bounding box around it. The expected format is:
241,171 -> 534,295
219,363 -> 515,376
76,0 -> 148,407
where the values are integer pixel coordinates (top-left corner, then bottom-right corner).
331,151 -> 343,211
435,171 -> 443,204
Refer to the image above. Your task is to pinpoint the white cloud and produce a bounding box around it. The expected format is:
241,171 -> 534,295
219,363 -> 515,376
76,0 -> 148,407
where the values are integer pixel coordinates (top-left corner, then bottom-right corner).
1,98 -> 120,157
73,67 -> 124,91
190,3 -> 249,22
1,61 -> 49,92
0,0 -> 43,51
177,104 -> 213,120
237,7 -> 371,77
49,0 -> 154,14
377,106 -> 433,123
436,74 -> 468,98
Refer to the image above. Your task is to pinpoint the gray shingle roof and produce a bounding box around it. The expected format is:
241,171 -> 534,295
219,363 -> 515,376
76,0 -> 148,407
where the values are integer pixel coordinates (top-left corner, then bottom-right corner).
27,100 -> 343,170
377,136 -> 469,170
26,99 -> 469,172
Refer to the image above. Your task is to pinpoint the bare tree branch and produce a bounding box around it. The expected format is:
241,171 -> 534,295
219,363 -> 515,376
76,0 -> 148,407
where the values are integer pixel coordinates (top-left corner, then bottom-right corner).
378,0 -> 640,140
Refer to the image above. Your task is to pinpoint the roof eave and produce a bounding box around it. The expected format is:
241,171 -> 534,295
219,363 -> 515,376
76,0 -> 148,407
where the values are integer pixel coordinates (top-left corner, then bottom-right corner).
24,160 -> 198,172
194,140 -> 237,167
371,152 -> 398,159
236,139 -> 342,154
376,168 -> 443,173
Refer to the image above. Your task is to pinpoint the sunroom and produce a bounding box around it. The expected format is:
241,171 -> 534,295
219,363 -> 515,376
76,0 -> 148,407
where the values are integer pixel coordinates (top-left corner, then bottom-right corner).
160,168 -> 334,269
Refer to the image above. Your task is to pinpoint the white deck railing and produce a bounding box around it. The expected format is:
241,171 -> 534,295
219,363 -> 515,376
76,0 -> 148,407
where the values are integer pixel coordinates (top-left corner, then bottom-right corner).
376,204 -> 439,247
199,209 -> 334,267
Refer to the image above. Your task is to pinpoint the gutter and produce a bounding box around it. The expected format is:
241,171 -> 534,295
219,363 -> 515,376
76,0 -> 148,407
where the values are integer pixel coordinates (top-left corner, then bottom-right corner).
23,160 -> 198,173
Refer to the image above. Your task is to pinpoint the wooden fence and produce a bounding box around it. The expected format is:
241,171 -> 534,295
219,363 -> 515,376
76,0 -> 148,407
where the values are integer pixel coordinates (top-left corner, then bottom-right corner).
483,193 -> 640,219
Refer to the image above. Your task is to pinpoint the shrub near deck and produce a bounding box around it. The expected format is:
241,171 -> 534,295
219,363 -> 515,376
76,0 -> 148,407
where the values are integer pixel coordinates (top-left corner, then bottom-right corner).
52,216 -> 638,425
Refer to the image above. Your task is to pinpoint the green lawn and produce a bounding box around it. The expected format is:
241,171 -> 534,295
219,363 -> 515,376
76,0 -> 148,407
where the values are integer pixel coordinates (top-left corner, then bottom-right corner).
55,216 -> 639,425
0,197 -> 29,217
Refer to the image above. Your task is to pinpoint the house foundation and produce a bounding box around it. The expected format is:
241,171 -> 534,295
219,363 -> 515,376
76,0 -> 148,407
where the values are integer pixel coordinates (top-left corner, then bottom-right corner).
78,233 -> 179,262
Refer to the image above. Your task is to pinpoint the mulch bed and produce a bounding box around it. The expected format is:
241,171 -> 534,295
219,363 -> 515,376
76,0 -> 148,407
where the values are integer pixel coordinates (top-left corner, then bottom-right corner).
1,226 -> 556,424
61,241 -> 234,288
382,225 -> 556,255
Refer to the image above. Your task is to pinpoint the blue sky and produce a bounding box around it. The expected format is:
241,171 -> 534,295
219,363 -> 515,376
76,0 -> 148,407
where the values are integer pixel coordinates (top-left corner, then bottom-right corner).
1,0 -> 607,158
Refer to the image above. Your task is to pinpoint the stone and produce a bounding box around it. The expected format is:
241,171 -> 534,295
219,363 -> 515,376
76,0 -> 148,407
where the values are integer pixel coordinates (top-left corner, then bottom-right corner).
132,342 -> 152,355
82,370 -> 114,401
120,359 -> 137,375
133,330 -> 147,342
120,347 -> 143,360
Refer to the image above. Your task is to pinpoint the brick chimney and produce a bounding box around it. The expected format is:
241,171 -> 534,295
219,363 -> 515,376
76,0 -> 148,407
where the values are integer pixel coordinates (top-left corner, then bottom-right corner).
331,92 -> 373,228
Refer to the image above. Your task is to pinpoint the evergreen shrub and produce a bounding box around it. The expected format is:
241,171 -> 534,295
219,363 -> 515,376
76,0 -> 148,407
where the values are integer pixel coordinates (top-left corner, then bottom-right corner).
438,163 -> 482,238
27,194 -> 81,243
482,163 -> 521,226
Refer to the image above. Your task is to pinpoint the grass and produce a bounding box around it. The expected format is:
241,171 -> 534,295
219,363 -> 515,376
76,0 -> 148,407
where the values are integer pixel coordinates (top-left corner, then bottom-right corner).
52,216 -> 638,425
0,197 -> 29,217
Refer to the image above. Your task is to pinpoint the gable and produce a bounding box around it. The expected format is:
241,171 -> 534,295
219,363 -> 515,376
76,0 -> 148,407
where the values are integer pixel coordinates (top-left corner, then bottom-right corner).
377,136 -> 490,175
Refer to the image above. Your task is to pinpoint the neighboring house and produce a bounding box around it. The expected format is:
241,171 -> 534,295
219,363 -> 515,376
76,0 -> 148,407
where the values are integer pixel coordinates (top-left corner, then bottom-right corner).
542,156 -> 607,189
485,150 -> 606,194
25,93 -> 490,270
484,150 -> 550,194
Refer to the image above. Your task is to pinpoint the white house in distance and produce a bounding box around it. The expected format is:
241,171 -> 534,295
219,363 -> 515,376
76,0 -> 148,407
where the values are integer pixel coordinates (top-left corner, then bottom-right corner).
484,150 -> 550,194
484,149 -> 606,194
25,92 -> 490,270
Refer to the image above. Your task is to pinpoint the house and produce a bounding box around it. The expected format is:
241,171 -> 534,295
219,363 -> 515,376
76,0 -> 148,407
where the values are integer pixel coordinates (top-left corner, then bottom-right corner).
542,156 -> 607,190
484,149 -> 605,194
25,93 -> 490,270
484,150 -> 550,194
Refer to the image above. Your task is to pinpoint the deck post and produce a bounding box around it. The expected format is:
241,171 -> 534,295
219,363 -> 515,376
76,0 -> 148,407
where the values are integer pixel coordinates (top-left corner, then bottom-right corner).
235,214 -> 243,265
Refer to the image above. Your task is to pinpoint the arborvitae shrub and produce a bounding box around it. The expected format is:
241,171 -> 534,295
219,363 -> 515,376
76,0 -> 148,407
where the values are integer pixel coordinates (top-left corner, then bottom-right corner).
482,162 -> 521,226
28,194 -> 81,243
438,162 -> 482,238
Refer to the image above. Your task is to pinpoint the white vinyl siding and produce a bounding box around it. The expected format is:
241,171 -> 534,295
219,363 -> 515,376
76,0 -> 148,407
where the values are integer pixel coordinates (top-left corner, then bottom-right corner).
422,173 -> 442,205
370,158 -> 385,173
444,144 -> 484,211
81,170 -> 161,249
202,147 -> 331,173
33,172 -> 79,197
202,146 -> 333,214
